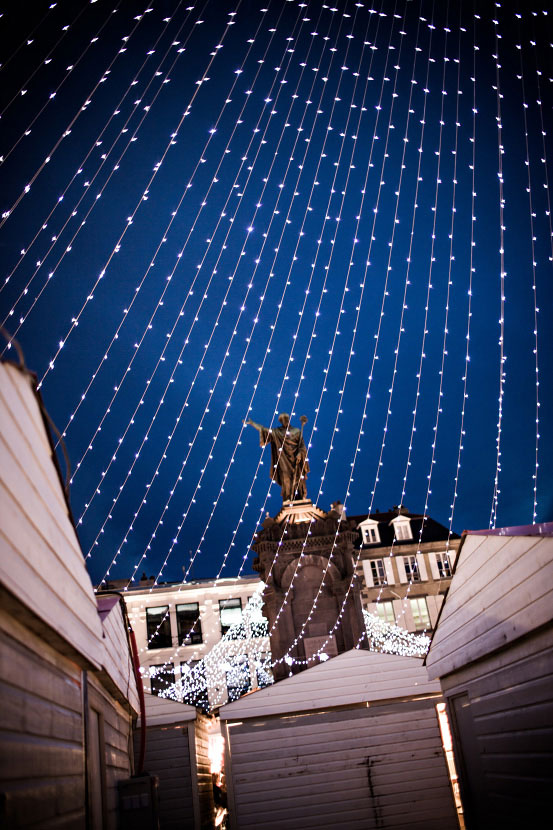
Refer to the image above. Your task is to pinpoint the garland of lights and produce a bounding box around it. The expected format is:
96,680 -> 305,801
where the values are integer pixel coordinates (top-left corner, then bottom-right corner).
267,0 -> 412,659
445,13 -> 476,555
0,0 -> 148,225
2,2 -> 551,683
0,1 -> 91,122
96,0 -> 325,583
36,9 -> 239,391
2,3 -> 197,328
515,14 -> 541,524
143,593 -> 429,709
132,0 -> 389,663
69,5 -> 276,494
128,1 -> 368,660
151,0 -> 349,589
0,2 -> 60,81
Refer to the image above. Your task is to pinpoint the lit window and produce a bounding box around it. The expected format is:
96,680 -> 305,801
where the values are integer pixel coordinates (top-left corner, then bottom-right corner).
146,605 -> 172,649
436,552 -> 452,578
394,520 -> 412,541
219,598 -> 244,637
363,523 -> 380,544
375,600 -> 395,625
176,603 -> 202,645
410,597 -> 430,631
149,663 -> 175,696
370,559 -> 386,585
404,555 -> 420,582
226,654 -> 250,701
180,660 -> 209,711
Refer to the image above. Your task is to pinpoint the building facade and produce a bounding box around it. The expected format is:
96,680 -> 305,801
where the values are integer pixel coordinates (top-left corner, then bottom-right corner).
119,575 -> 271,710
354,506 -> 461,634
114,505 -> 458,711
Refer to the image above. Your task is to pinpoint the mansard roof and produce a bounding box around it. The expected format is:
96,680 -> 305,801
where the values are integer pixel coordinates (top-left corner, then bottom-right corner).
351,507 -> 459,548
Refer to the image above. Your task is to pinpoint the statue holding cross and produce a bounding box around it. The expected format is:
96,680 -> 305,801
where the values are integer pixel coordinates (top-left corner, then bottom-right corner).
245,413 -> 309,504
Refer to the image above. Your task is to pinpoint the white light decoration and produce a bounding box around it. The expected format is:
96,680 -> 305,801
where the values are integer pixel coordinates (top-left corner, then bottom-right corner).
1,0 -> 551,686
1,3 -> 198,310
489,12 -> 506,529
0,2 -> 157,221
363,610 -> 430,658
138,592 -> 427,710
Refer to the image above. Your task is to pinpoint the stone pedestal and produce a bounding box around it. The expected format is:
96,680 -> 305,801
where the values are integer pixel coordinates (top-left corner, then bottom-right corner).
252,500 -> 368,682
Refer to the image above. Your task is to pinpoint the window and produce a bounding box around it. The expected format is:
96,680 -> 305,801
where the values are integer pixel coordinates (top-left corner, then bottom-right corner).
375,601 -> 395,625
436,552 -> 452,578
149,663 -> 175,697
146,605 -> 172,649
180,661 -> 209,712
403,555 -> 420,582
219,598 -> 244,637
226,654 -> 250,701
370,559 -> 386,586
394,520 -> 412,541
410,597 -> 431,631
363,524 -> 380,544
176,603 -> 202,645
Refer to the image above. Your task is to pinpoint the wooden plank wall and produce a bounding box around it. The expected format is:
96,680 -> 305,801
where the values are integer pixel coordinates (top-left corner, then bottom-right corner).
442,624 -> 553,828
426,533 -> 553,679
0,363 -> 104,668
225,699 -> 458,830
87,674 -> 134,829
0,608 -> 86,828
100,600 -> 140,714
221,650 -> 441,720
135,723 -> 195,829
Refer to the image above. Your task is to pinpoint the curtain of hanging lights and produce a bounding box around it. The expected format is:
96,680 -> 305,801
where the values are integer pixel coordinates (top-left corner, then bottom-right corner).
1,0 -> 552,619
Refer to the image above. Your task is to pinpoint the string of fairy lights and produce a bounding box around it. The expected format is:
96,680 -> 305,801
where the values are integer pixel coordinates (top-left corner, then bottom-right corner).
515,12 -> 542,525
1,3 -> 198,315
1,1 -> 551,703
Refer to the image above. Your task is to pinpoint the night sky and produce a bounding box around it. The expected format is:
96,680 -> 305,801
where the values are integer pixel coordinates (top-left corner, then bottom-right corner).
1,0 -> 552,587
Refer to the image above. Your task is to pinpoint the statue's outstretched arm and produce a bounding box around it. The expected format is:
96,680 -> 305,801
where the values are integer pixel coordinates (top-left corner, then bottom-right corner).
244,418 -> 264,433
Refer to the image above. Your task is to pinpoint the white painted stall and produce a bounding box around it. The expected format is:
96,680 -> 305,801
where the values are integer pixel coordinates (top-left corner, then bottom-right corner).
425,526 -> 553,829
0,361 -> 139,828
134,693 -> 215,830
220,649 -> 458,830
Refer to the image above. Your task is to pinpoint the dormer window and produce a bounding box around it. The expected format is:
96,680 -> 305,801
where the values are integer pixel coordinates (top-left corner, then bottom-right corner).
391,515 -> 412,541
359,518 -> 381,545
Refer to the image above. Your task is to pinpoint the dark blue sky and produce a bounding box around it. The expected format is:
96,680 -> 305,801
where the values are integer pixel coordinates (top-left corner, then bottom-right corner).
1,0 -> 552,586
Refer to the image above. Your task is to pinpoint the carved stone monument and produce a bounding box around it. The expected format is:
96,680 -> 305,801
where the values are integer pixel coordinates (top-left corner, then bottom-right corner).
252,500 -> 368,682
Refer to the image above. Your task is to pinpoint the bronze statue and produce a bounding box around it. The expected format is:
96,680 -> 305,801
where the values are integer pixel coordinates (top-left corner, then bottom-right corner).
245,413 -> 309,503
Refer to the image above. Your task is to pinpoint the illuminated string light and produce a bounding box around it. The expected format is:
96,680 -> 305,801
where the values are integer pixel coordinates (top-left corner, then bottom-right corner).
0,0 -> 138,204
516,11 -> 542,523
64,8 -> 277,483
489,10 -> 506,529
124,2 -> 382,669
446,14 -> 477,549
34,9 -> 239,388
268,2 -> 412,654
0,2 -> 60,79
1,3 -> 197,307
2,1 -> 551,687
0,1 -> 92,121
94,0 -> 328,582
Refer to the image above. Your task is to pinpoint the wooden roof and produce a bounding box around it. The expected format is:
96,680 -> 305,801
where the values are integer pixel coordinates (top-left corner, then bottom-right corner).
220,648 -> 441,720
139,691 -> 199,726
0,361 -> 138,713
426,528 -> 553,679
